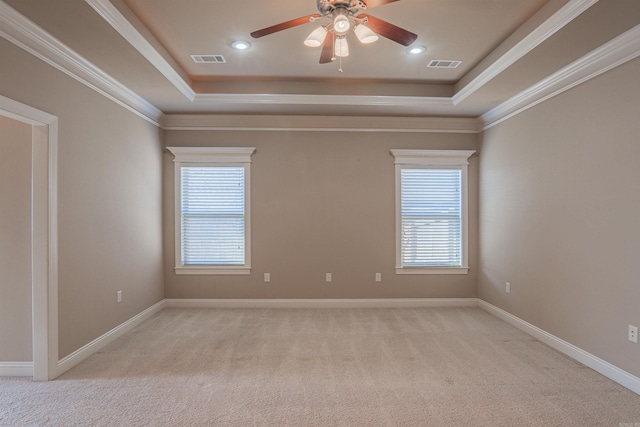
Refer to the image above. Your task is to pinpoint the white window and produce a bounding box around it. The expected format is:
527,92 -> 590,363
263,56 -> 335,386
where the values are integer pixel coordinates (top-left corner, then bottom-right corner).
168,147 -> 255,275
391,149 -> 475,275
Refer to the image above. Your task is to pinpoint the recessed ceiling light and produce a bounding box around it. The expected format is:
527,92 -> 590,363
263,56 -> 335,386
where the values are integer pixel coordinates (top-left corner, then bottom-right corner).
231,40 -> 251,50
407,45 -> 426,55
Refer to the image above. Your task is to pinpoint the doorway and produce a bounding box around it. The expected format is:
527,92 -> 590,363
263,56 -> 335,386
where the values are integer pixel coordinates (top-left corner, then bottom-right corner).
0,116 -> 32,374
0,95 -> 58,381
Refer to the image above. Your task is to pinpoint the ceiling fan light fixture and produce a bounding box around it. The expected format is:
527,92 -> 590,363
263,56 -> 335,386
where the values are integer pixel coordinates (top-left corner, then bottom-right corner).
231,40 -> 251,50
333,10 -> 351,35
354,24 -> 379,44
304,26 -> 328,47
335,36 -> 349,57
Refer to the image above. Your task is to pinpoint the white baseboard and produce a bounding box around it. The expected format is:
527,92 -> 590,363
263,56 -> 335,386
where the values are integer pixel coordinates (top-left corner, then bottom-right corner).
163,298 -> 479,309
55,300 -> 165,377
478,299 -> 640,396
0,362 -> 33,377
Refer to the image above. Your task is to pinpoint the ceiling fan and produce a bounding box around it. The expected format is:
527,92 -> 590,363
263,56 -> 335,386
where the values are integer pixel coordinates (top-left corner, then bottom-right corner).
250,0 -> 418,64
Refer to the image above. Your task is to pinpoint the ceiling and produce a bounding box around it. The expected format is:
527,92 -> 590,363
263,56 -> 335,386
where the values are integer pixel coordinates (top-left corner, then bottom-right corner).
2,0 -> 640,121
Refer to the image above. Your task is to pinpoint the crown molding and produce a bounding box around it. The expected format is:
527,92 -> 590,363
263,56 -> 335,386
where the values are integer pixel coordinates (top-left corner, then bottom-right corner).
161,114 -> 482,133
85,0 -> 196,101
481,23 -> 640,130
453,0 -> 599,105
0,1 -> 162,126
192,93 -> 454,109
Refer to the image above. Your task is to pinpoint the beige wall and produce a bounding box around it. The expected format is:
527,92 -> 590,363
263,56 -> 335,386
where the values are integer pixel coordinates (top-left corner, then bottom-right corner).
0,115 -> 32,362
163,130 -> 479,299
479,56 -> 640,377
0,38 -> 165,359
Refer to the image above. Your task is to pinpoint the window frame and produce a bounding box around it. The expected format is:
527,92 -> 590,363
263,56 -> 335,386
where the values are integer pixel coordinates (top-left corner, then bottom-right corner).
391,149 -> 475,275
167,147 -> 255,275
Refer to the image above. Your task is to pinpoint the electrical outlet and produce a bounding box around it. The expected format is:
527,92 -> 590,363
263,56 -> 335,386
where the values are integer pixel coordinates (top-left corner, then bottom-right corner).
116,290 -> 122,303
375,273 -> 382,282
629,325 -> 638,344
505,282 -> 511,294
264,273 -> 270,283
326,273 -> 332,283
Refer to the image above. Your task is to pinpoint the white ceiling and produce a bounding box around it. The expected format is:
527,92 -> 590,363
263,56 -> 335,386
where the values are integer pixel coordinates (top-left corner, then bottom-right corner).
2,0 -> 640,121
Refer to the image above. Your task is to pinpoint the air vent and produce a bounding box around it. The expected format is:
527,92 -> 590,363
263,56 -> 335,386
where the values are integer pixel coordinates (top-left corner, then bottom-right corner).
191,54 -> 226,64
427,60 -> 461,69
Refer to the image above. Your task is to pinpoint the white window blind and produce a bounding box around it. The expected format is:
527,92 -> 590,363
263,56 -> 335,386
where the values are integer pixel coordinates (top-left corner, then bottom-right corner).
181,166 -> 245,266
391,149 -> 474,275
168,147 -> 254,275
400,168 -> 462,267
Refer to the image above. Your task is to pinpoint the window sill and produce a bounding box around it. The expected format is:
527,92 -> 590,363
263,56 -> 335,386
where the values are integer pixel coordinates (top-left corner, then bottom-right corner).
395,267 -> 469,275
174,266 -> 251,275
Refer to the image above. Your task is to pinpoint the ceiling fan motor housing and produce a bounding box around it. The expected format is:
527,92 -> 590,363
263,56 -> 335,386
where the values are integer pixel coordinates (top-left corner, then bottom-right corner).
316,0 -> 364,16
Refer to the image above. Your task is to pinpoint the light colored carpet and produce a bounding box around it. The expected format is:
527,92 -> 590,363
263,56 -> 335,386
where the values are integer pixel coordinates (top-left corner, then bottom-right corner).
1,307 -> 640,426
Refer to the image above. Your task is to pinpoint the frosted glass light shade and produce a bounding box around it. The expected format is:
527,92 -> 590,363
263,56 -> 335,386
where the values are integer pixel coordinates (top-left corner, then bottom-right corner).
354,25 -> 378,44
304,26 -> 328,47
335,37 -> 349,57
333,14 -> 351,35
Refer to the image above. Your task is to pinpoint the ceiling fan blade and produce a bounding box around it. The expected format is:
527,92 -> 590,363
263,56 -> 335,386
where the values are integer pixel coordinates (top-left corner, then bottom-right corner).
250,14 -> 322,38
357,14 -> 417,46
320,32 -> 336,64
359,0 -> 402,10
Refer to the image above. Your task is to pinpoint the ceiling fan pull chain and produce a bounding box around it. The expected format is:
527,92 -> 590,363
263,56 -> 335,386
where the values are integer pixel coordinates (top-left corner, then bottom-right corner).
331,33 -> 337,62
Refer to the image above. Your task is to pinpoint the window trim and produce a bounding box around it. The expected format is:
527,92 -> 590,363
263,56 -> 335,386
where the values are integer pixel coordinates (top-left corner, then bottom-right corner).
167,147 -> 256,275
391,149 -> 475,275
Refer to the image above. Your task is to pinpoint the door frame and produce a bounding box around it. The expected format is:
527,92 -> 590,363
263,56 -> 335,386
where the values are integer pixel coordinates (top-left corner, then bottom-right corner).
0,94 -> 58,381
